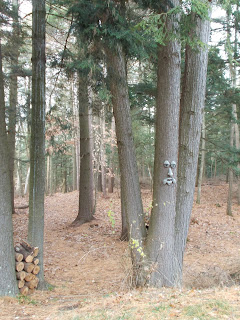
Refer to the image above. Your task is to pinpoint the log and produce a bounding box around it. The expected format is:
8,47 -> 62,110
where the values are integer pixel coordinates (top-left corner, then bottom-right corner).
14,205 -> 29,209
33,247 -> 39,257
16,261 -> 24,272
16,271 -> 26,281
33,258 -> 39,265
18,280 -> 25,289
15,245 -> 34,263
21,240 -> 33,252
23,262 -> 34,273
32,265 -> 40,275
19,286 -> 29,295
25,278 -> 39,289
25,273 -> 36,282
15,253 -> 23,262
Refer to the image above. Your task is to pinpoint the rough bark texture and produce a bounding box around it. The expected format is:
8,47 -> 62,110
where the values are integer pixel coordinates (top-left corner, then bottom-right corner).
73,73 -> 94,225
119,181 -> 129,241
0,38 -> 19,296
145,1 -> 181,287
28,0 -> 46,288
197,112 -> 206,204
8,0 -> 20,214
174,6 -> 211,285
105,43 -> 146,285
108,116 -> 115,193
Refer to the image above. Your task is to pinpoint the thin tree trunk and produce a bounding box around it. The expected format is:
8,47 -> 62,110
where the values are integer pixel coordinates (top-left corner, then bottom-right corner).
197,111 -> 206,204
8,0 -> 20,214
73,73 -> 94,225
100,107 -> 107,197
0,37 -> 19,296
174,5 -> 211,285
227,124 -> 234,216
70,74 -> 78,191
108,115 -> 115,193
28,0 -> 46,289
46,154 -> 50,195
105,43 -> 146,285
24,166 -> 30,195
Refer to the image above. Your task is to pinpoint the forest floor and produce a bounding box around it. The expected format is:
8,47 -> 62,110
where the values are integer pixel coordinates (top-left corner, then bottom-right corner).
1,182 -> 240,319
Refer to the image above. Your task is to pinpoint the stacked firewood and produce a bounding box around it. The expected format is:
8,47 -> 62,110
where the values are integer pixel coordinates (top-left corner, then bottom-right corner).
15,241 -> 40,295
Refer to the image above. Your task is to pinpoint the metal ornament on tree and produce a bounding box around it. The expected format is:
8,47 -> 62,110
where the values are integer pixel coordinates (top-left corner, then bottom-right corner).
163,160 -> 176,185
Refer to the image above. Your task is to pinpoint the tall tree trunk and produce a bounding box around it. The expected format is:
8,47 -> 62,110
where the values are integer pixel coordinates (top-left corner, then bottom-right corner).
197,111 -> 206,204
8,0 -> 20,214
227,124 -> 234,216
0,37 -> 18,297
73,73 -> 94,225
226,5 -> 238,214
28,0 -> 46,288
70,75 -> 78,191
174,5 -> 211,285
100,107 -> 107,197
145,1 -> 181,287
105,43 -> 146,285
108,115 -> 115,193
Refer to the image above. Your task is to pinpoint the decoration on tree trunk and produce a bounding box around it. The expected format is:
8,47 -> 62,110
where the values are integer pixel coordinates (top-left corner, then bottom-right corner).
163,160 -> 176,185
14,240 -> 40,295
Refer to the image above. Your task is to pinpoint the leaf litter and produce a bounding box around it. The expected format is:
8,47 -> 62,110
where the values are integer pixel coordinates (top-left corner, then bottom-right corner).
1,182 -> 240,319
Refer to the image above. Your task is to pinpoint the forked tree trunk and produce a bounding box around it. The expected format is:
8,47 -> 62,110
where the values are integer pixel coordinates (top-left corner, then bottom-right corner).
28,0 -> 46,289
174,5 -> 211,285
145,0 -> 181,287
0,37 -> 19,296
105,43 -> 146,285
73,73 -> 94,225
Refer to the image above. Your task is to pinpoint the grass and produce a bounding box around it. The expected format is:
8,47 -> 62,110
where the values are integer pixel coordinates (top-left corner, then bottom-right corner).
17,294 -> 38,305
183,299 -> 234,319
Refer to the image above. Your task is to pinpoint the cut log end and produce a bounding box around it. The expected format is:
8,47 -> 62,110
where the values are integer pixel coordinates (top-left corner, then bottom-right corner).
19,286 -> 29,295
16,261 -> 24,272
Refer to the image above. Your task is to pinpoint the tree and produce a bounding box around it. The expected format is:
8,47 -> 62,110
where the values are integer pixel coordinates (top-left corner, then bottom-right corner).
105,42 -> 147,282
174,2 -> 211,284
8,0 -> 21,214
0,36 -> 18,297
144,0 -> 181,287
73,70 -> 94,224
28,0 -> 46,288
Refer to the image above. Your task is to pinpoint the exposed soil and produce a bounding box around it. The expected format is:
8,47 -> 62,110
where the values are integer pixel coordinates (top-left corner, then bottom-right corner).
1,182 -> 240,319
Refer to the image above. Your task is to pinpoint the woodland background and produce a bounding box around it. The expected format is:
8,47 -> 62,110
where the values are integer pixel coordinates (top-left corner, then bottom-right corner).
0,0 -> 240,318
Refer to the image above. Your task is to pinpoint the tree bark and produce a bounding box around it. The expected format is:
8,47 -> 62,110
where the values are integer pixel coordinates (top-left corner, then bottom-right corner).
108,116 -> 116,193
145,1 -> 181,287
174,5 -> 211,285
8,0 -> 20,214
0,37 -> 19,296
105,43 -> 146,285
28,0 -> 46,289
196,111 -> 206,204
73,72 -> 94,225
227,124 -> 234,216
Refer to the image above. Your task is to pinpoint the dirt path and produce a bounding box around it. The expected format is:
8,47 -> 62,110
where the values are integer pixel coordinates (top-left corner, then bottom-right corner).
1,183 -> 240,319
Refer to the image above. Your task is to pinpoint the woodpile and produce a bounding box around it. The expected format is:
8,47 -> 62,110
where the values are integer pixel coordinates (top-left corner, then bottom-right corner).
15,241 -> 40,295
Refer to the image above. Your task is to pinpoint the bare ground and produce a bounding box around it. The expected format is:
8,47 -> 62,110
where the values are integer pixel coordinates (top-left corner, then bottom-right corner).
1,183 -> 240,319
